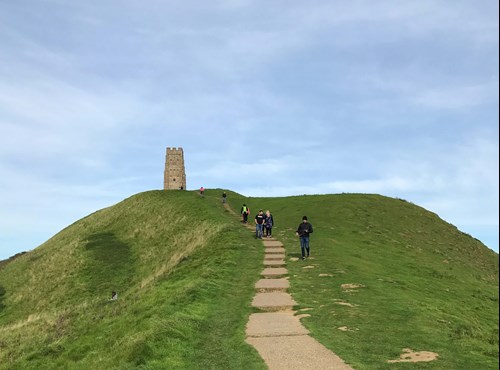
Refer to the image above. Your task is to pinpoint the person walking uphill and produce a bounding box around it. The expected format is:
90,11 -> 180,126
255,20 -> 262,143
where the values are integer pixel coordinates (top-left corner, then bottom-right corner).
296,216 -> 313,260
255,209 -> 265,239
241,204 -> 250,223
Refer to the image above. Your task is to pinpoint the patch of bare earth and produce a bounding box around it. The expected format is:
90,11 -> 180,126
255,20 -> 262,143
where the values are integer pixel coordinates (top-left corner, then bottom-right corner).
341,283 -> 364,289
337,326 -> 359,332
387,348 -> 439,363
333,300 -> 358,308
297,307 -> 314,312
341,283 -> 365,293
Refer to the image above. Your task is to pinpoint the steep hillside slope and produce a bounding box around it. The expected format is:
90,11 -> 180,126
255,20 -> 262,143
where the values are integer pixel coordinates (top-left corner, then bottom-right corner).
0,190 -> 266,369
226,192 -> 499,369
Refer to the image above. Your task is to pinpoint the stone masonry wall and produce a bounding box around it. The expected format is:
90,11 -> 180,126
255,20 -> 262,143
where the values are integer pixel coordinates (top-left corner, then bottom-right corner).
164,147 -> 186,190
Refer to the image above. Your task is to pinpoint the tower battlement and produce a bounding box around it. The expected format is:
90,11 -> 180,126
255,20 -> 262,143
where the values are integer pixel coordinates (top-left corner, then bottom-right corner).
164,147 -> 186,190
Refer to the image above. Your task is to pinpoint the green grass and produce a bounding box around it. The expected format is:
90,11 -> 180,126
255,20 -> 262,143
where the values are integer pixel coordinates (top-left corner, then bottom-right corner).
0,190 -> 266,370
226,192 -> 499,369
0,190 -> 498,369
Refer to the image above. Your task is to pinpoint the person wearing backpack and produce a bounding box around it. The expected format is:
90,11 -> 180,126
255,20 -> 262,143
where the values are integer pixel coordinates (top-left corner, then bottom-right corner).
296,215 -> 313,260
241,204 -> 250,223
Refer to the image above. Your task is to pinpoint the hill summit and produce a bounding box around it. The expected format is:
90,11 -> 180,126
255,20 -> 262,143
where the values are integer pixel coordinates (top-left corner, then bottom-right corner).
0,190 -> 498,369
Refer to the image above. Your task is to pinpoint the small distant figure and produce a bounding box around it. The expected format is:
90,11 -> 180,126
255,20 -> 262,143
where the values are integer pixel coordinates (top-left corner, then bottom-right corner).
200,187 -> 205,197
222,192 -> 227,203
296,216 -> 313,260
241,204 -> 250,223
180,186 -> 184,190
255,209 -> 265,239
110,291 -> 118,300
265,210 -> 274,238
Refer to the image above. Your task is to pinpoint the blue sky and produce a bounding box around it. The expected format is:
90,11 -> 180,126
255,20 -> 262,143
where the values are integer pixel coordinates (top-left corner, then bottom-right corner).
0,0 -> 498,260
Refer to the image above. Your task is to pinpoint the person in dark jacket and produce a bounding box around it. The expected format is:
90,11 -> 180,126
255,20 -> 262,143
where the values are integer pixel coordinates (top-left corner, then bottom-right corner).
255,209 -> 265,239
296,215 -> 313,260
265,210 -> 274,238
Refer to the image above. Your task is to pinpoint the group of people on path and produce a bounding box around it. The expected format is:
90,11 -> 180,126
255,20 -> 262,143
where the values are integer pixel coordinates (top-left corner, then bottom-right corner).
241,204 -> 313,260
198,191 -> 313,260
254,209 -> 275,239
240,205 -> 274,238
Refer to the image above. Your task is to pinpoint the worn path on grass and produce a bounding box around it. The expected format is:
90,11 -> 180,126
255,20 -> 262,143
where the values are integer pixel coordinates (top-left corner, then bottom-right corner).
222,203 -> 352,369
245,233 -> 352,370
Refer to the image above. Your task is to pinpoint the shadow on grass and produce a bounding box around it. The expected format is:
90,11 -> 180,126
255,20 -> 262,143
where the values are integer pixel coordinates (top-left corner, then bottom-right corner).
0,285 -> 5,312
82,232 -> 135,295
288,252 -> 303,258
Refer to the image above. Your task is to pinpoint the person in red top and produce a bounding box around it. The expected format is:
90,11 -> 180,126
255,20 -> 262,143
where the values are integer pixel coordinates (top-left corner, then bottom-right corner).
199,187 -> 205,197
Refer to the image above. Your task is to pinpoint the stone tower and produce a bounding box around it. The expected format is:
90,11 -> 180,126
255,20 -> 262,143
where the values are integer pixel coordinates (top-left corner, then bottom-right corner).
164,147 -> 186,190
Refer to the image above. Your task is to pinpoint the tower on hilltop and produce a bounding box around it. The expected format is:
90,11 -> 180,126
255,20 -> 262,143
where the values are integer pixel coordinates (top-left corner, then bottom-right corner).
164,147 -> 186,190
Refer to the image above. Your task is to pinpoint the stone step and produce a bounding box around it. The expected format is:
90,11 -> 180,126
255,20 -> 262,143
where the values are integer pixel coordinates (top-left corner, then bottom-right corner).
265,247 -> 286,254
263,244 -> 283,249
255,278 -> 289,292
246,312 -> 309,337
246,335 -> 353,369
265,253 -> 285,261
264,259 -> 286,267
251,292 -> 297,312
261,267 -> 288,278
262,240 -> 284,248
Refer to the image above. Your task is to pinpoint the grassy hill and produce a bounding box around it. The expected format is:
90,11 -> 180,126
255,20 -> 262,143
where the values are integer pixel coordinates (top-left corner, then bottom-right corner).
226,192 -> 499,369
0,190 -> 266,370
0,189 -> 498,369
